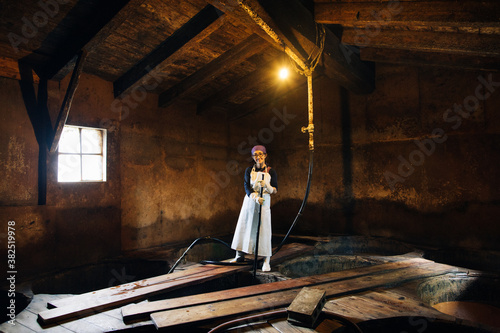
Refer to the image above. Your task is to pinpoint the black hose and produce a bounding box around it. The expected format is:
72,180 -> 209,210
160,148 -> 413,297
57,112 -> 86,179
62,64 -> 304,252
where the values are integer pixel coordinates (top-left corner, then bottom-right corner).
168,236 -> 235,274
206,308 -> 363,333
273,150 -> 313,255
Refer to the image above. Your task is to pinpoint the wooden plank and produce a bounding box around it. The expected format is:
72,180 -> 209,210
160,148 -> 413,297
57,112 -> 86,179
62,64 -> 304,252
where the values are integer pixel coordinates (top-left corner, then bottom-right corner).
52,0 -> 148,81
50,243 -> 310,310
342,28 -> 500,57
287,287 -> 326,327
0,57 -> 40,83
322,288 -> 453,323
151,261 -> 459,329
38,265 -> 248,325
360,47 -> 500,71
48,265 -> 219,308
196,62 -> 273,115
315,1 -> 500,28
37,0 -> 135,79
49,49 -> 87,153
158,33 -> 268,108
40,243 -> 312,325
122,258 -> 430,322
113,4 -> 225,97
228,71 -> 320,121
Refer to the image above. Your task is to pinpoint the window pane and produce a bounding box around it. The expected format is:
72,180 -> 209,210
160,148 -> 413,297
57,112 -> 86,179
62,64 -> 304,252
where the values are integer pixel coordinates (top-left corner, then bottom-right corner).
59,127 -> 80,153
58,154 -> 81,182
82,155 -> 103,181
81,128 -> 102,154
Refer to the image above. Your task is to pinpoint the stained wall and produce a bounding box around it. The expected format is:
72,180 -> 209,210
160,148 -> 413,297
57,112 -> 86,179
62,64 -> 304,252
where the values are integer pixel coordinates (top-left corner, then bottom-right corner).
1,63 -> 499,282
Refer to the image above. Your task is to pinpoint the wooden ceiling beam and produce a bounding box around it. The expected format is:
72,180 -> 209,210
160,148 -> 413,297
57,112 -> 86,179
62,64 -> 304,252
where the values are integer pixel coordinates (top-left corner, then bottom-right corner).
49,50 -> 87,153
210,0 -> 374,94
158,33 -> 268,108
52,0 -> 148,81
114,4 -> 225,98
315,1 -> 500,29
228,71 -> 323,121
342,28 -> 500,57
0,56 -> 40,83
196,61 -> 277,115
360,48 -> 500,72
26,0 -> 136,80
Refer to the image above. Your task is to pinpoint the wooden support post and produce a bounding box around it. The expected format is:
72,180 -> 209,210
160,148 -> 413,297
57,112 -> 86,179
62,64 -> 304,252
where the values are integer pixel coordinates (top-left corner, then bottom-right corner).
49,50 -> 87,153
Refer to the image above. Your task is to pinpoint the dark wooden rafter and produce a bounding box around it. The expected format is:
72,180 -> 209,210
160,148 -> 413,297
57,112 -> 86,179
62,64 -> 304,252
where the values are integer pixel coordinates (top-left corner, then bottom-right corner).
17,61 -> 52,205
158,33 -> 268,108
197,62 -> 277,115
360,48 -> 500,72
113,4 -> 225,98
342,28 -> 500,57
49,50 -> 87,153
315,0 -> 500,68
235,0 -> 374,93
30,0 -> 136,80
228,71 -> 323,121
0,56 -> 40,83
314,0 -> 500,29
52,0 -> 148,80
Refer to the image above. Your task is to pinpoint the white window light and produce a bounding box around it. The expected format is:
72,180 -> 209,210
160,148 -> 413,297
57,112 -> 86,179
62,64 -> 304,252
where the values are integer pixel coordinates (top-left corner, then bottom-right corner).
57,125 -> 107,182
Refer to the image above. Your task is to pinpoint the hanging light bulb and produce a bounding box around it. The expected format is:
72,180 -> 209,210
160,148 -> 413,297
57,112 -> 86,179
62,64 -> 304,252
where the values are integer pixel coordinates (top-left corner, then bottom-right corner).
279,67 -> 289,80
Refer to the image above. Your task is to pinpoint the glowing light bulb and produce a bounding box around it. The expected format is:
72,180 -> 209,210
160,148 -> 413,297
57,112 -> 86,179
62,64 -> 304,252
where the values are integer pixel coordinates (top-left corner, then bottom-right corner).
279,67 -> 289,80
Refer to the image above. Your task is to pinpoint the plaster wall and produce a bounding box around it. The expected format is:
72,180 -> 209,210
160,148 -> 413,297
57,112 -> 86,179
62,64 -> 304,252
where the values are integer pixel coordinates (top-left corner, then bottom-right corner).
1,63 -> 499,282
266,65 -> 500,251
0,74 -> 121,279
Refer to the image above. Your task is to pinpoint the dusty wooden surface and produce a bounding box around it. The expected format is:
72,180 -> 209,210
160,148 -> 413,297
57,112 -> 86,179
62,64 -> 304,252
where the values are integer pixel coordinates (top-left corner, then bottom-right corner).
151,259 -> 460,329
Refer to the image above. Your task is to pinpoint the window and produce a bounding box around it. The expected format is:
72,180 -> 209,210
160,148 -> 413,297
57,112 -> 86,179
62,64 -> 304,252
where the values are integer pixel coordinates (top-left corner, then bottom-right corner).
57,125 -> 107,182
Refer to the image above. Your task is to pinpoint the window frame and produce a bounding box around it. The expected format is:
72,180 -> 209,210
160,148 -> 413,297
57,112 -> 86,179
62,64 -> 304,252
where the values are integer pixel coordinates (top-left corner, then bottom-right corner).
57,124 -> 107,183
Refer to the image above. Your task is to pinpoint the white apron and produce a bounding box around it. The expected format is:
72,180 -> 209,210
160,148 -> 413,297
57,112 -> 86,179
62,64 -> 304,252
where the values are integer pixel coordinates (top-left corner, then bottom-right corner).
231,170 -> 272,257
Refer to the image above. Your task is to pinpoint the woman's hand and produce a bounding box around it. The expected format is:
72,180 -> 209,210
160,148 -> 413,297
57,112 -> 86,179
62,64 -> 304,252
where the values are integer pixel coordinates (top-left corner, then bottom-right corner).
250,192 -> 265,205
252,180 -> 263,192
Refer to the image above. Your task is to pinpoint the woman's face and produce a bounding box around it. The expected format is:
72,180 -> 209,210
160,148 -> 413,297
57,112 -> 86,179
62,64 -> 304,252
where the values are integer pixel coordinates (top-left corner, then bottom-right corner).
252,150 -> 266,165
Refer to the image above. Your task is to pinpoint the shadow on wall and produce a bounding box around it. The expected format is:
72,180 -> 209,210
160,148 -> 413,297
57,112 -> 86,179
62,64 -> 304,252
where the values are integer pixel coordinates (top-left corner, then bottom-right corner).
271,197 -> 500,268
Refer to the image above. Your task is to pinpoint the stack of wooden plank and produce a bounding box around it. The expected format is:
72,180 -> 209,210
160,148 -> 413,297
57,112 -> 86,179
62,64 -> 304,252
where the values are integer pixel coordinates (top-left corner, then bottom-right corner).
37,244 -> 465,332
116,257 -> 459,331
37,242 -> 314,327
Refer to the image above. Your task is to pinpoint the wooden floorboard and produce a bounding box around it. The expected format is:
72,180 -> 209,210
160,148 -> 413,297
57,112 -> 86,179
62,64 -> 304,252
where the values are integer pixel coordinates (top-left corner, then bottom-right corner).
151,260 -> 460,330
122,257 -> 430,322
38,264 -> 248,325
37,243 -> 313,327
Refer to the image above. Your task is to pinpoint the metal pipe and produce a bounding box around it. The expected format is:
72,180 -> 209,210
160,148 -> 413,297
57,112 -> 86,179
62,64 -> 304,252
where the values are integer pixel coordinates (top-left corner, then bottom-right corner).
301,73 -> 314,152
253,173 -> 265,278
237,0 -> 309,73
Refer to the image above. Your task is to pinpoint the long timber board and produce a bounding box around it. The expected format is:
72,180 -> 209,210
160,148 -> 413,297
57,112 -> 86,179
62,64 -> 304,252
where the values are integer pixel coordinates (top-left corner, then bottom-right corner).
122,257 -> 431,322
151,260 -> 460,330
38,243 -> 313,325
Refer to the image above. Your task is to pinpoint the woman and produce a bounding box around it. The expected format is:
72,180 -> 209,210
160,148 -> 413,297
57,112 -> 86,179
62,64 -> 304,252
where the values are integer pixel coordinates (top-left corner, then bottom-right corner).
231,145 -> 278,271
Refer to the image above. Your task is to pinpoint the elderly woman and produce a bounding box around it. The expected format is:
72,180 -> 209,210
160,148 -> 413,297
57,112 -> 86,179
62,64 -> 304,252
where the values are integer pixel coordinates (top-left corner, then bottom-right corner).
231,145 -> 278,271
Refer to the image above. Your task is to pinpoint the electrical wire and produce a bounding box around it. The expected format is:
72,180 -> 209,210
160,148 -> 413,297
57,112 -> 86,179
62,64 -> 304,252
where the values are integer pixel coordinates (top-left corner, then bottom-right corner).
167,236 -> 235,274
206,308 -> 363,333
273,151 -> 313,255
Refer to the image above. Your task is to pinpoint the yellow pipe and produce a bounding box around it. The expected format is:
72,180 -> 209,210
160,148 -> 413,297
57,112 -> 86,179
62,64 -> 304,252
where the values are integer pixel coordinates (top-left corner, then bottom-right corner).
237,0 -> 315,151
301,73 -> 314,152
